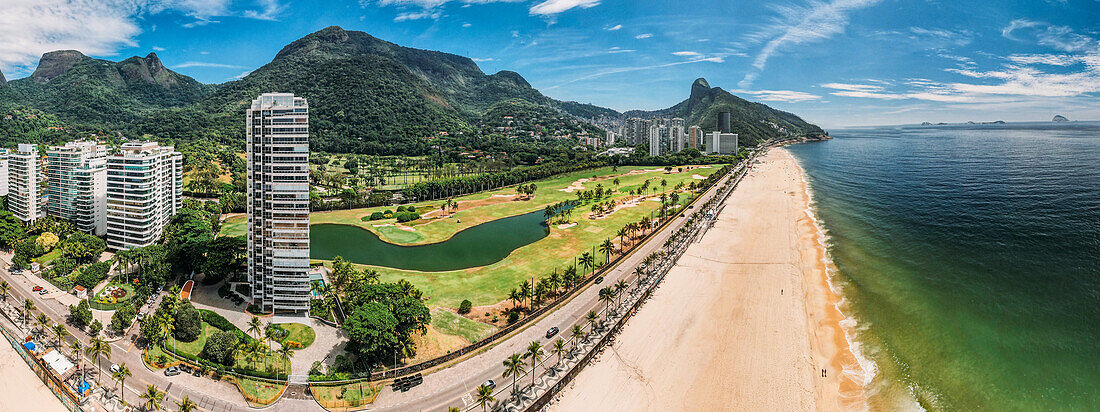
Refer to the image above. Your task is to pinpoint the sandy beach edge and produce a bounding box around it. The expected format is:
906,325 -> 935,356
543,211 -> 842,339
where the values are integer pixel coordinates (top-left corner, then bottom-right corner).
783,146 -> 871,410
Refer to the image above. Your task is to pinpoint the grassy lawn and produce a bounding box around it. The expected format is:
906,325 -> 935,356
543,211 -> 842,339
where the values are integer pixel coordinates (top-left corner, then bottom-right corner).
90,283 -> 137,310
219,215 -> 247,237
234,376 -> 286,407
36,248 -> 65,266
142,344 -> 178,370
274,323 -> 315,349
429,308 -> 496,344
311,382 -> 380,409
165,322 -> 285,374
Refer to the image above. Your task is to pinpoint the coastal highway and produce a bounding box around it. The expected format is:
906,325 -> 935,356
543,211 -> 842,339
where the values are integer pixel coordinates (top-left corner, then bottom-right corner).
371,156 -> 751,412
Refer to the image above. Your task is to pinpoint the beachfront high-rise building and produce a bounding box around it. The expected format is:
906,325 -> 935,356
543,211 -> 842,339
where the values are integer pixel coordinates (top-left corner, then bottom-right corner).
707,132 -> 739,155
105,142 -> 183,250
47,141 -> 108,235
0,148 -> 9,197
246,93 -> 311,313
8,144 -> 46,222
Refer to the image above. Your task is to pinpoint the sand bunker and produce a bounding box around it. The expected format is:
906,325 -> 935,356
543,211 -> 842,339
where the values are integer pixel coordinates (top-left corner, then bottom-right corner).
556,223 -> 577,229
559,178 -> 590,193
692,174 -> 707,180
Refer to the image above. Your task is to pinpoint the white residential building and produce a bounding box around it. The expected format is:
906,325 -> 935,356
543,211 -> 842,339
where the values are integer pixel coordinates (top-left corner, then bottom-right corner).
246,93 -> 311,313
0,148 -> 9,197
649,128 -> 661,157
8,144 -> 46,222
105,142 -> 183,250
47,141 -> 108,235
707,132 -> 739,155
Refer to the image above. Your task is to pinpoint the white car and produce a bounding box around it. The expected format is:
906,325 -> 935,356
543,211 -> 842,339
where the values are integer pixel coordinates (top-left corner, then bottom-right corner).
109,364 -> 120,374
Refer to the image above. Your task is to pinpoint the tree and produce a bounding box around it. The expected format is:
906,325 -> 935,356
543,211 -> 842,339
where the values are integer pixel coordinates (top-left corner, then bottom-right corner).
69,340 -> 83,378
476,384 -> 496,412
599,238 -> 615,261
508,288 -> 522,310
52,323 -> 69,349
36,232 -> 59,250
0,210 -> 26,249
163,208 -> 214,274
343,302 -> 401,364
173,303 -> 202,342
89,320 -> 103,337
113,363 -> 131,405
615,280 -> 629,307
35,313 -> 50,339
585,311 -> 599,335
201,236 -> 245,285
247,316 -> 263,340
86,337 -> 111,376
571,325 -> 584,351
524,341 -> 544,388
0,281 -> 9,302
598,288 -> 614,318
552,338 -> 567,368
579,252 -> 595,274
200,330 -> 239,366
139,384 -> 165,411
278,344 -> 295,380
175,395 -> 198,412
60,233 -> 106,263
111,305 -> 137,333
502,353 -> 526,399
21,299 -> 35,329
518,280 -> 532,310
458,299 -> 473,314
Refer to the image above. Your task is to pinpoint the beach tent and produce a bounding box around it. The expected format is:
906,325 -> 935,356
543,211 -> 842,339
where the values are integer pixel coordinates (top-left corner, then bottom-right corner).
42,349 -> 75,376
77,380 -> 92,396
22,341 -> 36,351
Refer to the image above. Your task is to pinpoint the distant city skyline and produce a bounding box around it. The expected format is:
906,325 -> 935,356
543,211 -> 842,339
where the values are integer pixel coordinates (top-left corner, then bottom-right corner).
1,0 -> 1098,127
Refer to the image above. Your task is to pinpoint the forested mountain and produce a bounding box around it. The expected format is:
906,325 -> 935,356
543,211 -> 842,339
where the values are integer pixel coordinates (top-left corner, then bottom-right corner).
626,78 -> 825,145
3,51 -> 213,124
0,27 -> 822,154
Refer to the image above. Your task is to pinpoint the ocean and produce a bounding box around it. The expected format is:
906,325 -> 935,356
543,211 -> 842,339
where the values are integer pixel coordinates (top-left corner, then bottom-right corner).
786,122 -> 1100,410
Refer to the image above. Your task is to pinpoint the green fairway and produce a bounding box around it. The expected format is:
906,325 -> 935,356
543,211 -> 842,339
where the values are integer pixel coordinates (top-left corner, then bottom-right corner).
219,214 -> 247,237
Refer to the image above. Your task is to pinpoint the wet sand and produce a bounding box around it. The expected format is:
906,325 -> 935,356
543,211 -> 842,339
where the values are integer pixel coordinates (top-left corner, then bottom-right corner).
551,148 -> 864,411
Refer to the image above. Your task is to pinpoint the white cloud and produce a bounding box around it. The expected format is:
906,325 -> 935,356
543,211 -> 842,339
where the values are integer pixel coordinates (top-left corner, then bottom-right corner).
908,27 -> 973,46
232,70 -> 252,80
1002,19 -> 1040,40
635,33 -> 652,39
605,24 -> 622,31
394,10 -> 442,21
462,22 -> 472,27
0,0 -> 284,73
734,89 -> 822,102
672,51 -> 700,56
472,57 -> 493,62
529,0 -> 600,16
607,47 -> 634,54
739,0 -> 882,88
173,61 -> 246,69
152,46 -> 166,51
547,58 -> 722,90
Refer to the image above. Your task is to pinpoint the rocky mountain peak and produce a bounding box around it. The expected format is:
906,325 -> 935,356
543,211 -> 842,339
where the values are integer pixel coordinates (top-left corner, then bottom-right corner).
690,77 -> 712,101
32,50 -> 87,83
0,68 -> 7,86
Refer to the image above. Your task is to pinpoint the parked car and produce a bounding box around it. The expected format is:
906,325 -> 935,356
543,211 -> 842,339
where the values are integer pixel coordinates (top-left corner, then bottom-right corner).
109,364 -> 120,374
483,379 -> 496,390
32,286 -> 43,292
38,290 -> 48,295
164,366 -> 181,377
545,327 -> 560,339
594,276 -> 605,284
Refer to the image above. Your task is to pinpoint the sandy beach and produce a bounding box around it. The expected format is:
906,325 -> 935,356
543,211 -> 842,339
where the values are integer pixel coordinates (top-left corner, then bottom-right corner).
551,148 -> 864,411
0,339 -> 68,412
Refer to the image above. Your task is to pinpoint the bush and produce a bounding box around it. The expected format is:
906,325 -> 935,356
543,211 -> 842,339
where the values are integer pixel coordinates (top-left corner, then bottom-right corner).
75,261 -> 111,289
458,300 -> 473,314
217,283 -> 230,298
394,212 -> 420,223
507,311 -> 519,324
199,310 -> 237,332
89,320 -> 103,336
200,330 -> 239,366
111,305 -> 137,333
36,232 -> 59,250
173,303 -> 203,342
395,205 -> 406,213
367,212 -> 385,221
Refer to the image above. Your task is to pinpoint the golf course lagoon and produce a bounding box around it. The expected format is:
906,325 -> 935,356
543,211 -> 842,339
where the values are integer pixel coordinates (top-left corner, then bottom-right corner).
310,208 -> 555,271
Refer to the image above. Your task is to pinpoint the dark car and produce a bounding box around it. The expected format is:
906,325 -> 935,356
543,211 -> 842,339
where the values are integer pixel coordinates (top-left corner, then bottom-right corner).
594,276 -> 604,284
164,366 -> 181,377
545,327 -> 560,339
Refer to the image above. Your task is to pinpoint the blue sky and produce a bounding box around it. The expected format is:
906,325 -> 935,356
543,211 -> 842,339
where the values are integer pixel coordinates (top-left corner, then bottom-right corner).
1,0 -> 1098,128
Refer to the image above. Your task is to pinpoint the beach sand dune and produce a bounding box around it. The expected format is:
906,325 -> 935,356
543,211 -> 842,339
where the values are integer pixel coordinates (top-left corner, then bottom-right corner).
551,148 -> 862,411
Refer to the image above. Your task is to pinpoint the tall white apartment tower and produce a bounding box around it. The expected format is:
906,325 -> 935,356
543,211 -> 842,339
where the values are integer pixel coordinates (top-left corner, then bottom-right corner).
8,144 -> 46,222
246,93 -> 311,313
0,148 -> 10,197
47,141 -> 108,235
105,142 -> 183,250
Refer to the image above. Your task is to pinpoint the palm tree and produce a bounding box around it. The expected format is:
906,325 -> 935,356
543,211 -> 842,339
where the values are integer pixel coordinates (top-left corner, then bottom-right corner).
278,344 -> 295,380
112,363 -> 131,405
599,238 -> 615,263
35,313 -> 50,339
86,337 -> 110,377
570,325 -> 584,351
175,396 -> 197,412
52,323 -> 68,348
0,280 -> 9,302
551,338 -> 566,368
524,341 -> 544,388
615,280 -> 629,307
508,288 -> 522,311
579,252 -> 594,274
70,340 -> 83,378
22,299 -> 35,329
585,311 -> 599,335
519,281 -> 533,310
139,384 -> 165,411
475,384 -> 496,412
616,227 -> 629,251
247,316 -> 263,340
598,288 -> 614,317
502,353 -> 526,399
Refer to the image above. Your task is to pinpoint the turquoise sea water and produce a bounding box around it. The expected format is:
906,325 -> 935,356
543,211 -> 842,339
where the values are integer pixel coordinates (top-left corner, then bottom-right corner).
787,123 -> 1100,410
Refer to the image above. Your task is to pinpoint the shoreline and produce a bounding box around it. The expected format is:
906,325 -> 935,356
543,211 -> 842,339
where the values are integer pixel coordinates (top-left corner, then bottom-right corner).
550,147 -> 865,411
